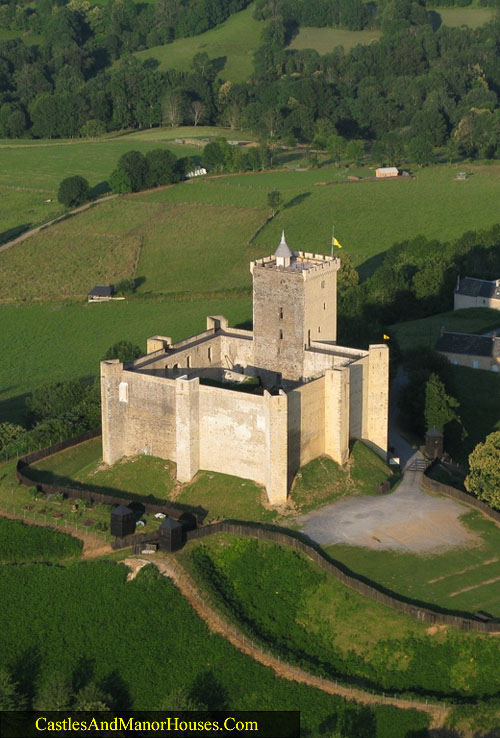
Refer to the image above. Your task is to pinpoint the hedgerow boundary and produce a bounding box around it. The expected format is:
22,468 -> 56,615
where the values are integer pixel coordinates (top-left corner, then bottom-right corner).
14,430 -> 500,633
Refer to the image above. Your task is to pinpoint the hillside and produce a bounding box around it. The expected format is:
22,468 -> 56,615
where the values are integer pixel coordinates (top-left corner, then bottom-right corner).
133,4 -> 264,82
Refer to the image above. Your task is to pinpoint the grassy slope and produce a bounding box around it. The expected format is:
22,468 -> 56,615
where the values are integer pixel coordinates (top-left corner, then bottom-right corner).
0,296 -> 252,425
133,5 -> 264,82
182,535 -> 500,698
0,199 -> 266,300
289,27 -> 381,53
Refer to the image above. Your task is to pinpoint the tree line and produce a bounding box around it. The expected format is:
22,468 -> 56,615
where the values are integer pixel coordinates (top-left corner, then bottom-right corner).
1,0 -> 500,162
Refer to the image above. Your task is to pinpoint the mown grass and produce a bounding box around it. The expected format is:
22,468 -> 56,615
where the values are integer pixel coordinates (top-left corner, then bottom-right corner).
181,535 -> 500,698
390,307 -> 500,352
325,509 -> 500,616
133,5 -> 264,83
288,26 -> 381,54
0,296 -> 252,425
0,558 -> 430,735
0,515 -> 82,562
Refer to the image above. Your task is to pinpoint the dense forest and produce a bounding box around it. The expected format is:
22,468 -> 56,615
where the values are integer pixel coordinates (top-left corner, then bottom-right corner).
2,0 -> 500,155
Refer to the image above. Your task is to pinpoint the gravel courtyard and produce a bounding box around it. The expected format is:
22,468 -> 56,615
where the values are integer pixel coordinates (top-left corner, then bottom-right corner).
296,470 -> 479,553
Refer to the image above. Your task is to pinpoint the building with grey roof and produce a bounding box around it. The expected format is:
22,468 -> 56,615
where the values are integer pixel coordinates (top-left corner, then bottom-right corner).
454,277 -> 500,311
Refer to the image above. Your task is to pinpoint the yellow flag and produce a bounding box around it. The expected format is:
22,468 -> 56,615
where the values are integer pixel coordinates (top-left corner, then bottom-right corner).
333,237 -> 343,249
383,334 -> 390,340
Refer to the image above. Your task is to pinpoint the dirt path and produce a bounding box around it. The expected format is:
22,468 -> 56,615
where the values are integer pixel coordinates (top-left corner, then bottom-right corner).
129,555 -> 449,730
0,507 -> 112,557
0,194 -> 118,254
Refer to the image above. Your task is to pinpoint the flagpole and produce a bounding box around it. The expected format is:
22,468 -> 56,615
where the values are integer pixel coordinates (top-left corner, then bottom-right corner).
331,225 -> 334,258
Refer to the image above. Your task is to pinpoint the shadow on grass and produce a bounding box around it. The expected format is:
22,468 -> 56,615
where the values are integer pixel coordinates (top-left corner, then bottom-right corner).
0,390 -> 30,426
0,223 -> 32,244
23,465 -> 208,522
284,191 -> 311,209
357,249 -> 387,281
88,181 -> 110,199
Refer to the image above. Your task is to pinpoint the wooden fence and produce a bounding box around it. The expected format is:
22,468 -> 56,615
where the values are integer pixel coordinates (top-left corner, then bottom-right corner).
14,432 -> 500,632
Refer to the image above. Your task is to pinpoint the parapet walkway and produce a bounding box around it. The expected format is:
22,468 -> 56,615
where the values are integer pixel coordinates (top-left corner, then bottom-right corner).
125,556 -> 449,731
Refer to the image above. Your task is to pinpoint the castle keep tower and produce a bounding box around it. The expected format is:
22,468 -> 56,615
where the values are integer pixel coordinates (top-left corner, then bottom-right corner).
251,232 -> 340,381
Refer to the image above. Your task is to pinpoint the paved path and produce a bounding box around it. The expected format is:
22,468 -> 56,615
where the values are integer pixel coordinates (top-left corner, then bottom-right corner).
0,194 -> 118,254
125,555 -> 448,729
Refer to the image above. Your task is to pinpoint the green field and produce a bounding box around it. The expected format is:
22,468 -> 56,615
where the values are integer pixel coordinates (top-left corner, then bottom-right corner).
183,535 -> 500,698
431,6 -> 495,28
4,161 -> 500,300
133,5 -> 264,83
0,516 -> 82,562
0,558 -> 430,735
390,307 -> 500,352
326,509 -> 500,617
0,297 -> 252,425
288,26 -> 381,54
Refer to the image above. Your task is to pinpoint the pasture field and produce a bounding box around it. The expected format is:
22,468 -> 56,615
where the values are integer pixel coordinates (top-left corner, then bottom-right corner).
432,6 -> 495,28
288,26 -> 381,54
390,307 -> 500,352
133,5 -> 264,83
24,438 -> 393,523
183,535 -> 500,698
0,559 -> 428,735
0,199 -> 266,300
0,296 -> 252,425
0,515 -> 82,562
325,509 -> 500,617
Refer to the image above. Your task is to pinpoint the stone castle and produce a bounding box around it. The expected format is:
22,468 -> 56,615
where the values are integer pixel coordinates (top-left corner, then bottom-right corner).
101,233 -> 389,504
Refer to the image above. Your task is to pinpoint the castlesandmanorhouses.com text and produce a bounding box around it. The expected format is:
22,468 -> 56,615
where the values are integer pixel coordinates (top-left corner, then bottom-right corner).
35,717 -> 259,733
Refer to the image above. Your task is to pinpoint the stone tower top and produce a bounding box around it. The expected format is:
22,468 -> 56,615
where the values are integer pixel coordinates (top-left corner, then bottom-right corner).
274,231 -> 293,267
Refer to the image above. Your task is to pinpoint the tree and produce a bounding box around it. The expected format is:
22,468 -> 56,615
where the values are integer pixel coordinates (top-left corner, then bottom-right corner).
190,100 -> 206,127
160,687 -> 206,711
34,674 -> 72,711
57,175 -> 89,207
407,135 -> 434,166
327,134 -> 345,166
73,682 -> 110,711
162,92 -> 185,127
27,380 -> 89,422
80,119 -> 106,138
0,422 -> 27,451
112,150 -> 148,193
104,341 -> 142,363
344,139 -> 364,165
202,141 -> 226,172
337,253 -> 359,294
466,431 -> 500,509
267,190 -> 282,217
145,149 -> 178,187
424,373 -> 464,440
0,669 -> 26,710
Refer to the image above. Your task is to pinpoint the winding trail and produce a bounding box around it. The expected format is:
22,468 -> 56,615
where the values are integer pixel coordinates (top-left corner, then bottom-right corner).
126,555 -> 449,730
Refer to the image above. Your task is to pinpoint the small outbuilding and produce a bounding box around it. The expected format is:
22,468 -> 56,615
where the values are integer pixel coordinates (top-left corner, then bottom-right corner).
425,427 -> 443,460
110,505 -> 135,538
159,517 -> 184,552
376,167 -> 399,178
88,285 -> 113,302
